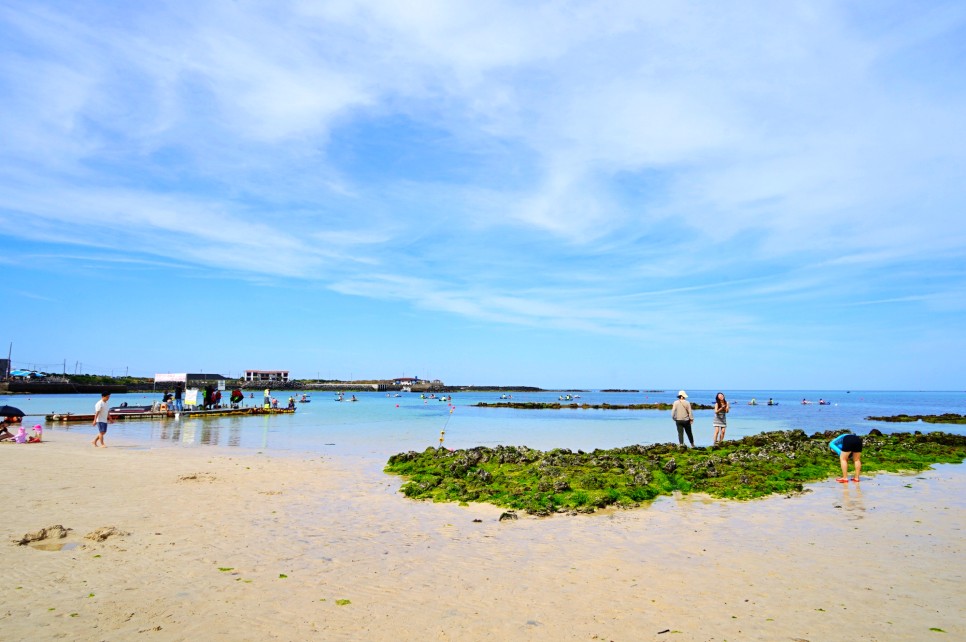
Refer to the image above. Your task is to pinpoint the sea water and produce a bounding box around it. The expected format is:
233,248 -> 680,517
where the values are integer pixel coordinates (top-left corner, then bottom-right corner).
12,389 -> 966,457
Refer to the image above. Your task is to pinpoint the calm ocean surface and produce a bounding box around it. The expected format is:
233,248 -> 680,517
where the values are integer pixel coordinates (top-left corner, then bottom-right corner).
13,389 -> 966,458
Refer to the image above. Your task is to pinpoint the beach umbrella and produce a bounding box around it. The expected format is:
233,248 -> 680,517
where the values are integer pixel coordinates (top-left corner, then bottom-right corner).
0,405 -> 25,418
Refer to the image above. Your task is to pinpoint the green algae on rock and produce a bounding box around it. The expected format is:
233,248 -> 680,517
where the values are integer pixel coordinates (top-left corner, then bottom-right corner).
474,401 -> 714,410
866,413 -> 966,425
385,430 -> 966,515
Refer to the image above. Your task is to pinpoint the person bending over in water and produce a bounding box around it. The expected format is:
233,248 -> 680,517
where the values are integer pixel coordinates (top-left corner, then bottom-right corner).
829,433 -> 863,482
712,392 -> 729,445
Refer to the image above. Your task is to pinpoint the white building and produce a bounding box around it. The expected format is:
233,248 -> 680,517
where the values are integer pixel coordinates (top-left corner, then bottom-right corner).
244,370 -> 290,382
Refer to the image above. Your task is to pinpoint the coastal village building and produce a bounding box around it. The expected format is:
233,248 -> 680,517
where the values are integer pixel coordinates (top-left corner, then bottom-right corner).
244,369 -> 289,383
393,376 -> 420,385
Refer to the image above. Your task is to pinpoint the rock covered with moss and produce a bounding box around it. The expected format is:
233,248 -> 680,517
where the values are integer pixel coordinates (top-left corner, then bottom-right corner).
866,413 -> 966,424
385,430 -> 966,515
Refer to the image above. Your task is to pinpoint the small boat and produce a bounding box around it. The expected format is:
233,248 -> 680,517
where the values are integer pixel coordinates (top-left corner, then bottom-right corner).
251,407 -> 296,415
110,404 -> 158,415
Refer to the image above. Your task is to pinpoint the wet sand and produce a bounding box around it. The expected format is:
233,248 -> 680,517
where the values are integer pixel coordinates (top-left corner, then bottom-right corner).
1,431 -> 964,641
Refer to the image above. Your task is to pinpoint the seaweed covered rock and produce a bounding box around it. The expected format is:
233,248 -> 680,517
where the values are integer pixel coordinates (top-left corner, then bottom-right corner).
385,431 -> 966,515
866,413 -> 966,425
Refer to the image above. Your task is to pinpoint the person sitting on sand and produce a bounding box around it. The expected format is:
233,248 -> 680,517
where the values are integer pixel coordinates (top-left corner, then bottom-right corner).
27,424 -> 42,443
0,417 -> 16,441
829,433 -> 863,482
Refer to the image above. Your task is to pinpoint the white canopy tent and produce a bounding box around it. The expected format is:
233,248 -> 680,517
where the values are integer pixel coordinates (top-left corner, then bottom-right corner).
154,373 -> 188,384
153,373 -> 227,408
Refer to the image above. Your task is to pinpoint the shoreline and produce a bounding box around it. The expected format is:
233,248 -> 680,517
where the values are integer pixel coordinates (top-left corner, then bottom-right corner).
2,432 -> 964,640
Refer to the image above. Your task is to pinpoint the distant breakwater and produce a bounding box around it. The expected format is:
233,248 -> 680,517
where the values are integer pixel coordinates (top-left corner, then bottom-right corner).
475,402 -> 715,411
2,382 -> 128,395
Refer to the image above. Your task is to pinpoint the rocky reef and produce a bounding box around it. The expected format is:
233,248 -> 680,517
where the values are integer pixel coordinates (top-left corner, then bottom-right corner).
385,430 -> 966,515
866,413 -> 966,424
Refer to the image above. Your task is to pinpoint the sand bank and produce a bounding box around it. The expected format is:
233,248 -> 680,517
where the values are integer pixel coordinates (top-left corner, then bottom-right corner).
1,431 -> 964,641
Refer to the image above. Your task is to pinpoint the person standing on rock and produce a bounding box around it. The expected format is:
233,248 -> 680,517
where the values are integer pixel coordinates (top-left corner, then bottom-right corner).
712,392 -> 730,445
91,391 -> 114,447
671,390 -> 695,448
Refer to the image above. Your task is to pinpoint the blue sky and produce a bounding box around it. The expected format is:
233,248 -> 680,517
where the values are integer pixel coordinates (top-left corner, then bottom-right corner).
1,1 -> 964,389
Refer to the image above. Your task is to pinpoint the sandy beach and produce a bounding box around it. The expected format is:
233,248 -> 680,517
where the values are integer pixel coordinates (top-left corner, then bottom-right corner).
2,431 -> 964,641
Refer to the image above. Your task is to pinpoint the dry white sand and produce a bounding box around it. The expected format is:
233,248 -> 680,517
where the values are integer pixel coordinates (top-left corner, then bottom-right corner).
1,430 -> 964,641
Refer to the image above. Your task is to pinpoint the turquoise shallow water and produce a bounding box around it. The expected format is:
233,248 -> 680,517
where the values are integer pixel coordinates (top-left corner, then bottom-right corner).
12,389 -> 966,457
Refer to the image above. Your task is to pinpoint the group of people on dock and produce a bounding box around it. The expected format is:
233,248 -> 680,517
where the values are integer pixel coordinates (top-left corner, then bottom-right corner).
158,384 -> 185,412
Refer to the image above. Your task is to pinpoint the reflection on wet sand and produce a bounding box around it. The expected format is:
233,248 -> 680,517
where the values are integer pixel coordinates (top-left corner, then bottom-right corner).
838,482 -> 865,519
151,416 -> 250,448
227,417 -> 243,447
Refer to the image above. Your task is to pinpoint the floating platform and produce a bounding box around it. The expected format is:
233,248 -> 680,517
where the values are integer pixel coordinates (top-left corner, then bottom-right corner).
45,406 -> 296,423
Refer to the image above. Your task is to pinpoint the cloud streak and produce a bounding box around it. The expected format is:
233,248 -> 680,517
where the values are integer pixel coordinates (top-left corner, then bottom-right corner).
1,1 -> 965,385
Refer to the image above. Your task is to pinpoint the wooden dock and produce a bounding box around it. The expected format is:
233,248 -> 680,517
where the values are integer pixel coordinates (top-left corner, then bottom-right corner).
45,407 -> 296,423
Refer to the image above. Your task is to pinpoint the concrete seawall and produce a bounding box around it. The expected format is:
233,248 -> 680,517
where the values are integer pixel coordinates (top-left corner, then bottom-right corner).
1,382 -> 128,394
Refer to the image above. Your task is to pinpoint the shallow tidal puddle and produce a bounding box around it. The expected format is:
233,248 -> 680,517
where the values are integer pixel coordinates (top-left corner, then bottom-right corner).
30,541 -> 79,552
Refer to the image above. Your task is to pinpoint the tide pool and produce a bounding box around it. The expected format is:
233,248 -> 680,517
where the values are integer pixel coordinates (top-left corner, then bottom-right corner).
11,389 -> 965,457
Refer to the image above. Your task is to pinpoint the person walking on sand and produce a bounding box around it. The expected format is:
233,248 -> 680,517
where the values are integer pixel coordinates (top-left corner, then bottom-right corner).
671,390 -> 695,448
91,392 -> 114,447
712,392 -> 730,445
829,433 -> 863,482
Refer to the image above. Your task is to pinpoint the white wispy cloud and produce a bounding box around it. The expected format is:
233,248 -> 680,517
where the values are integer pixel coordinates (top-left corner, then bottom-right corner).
1,0 -> 965,351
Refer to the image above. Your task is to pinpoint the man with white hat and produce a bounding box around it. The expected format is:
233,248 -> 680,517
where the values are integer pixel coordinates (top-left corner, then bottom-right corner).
671,390 -> 695,448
